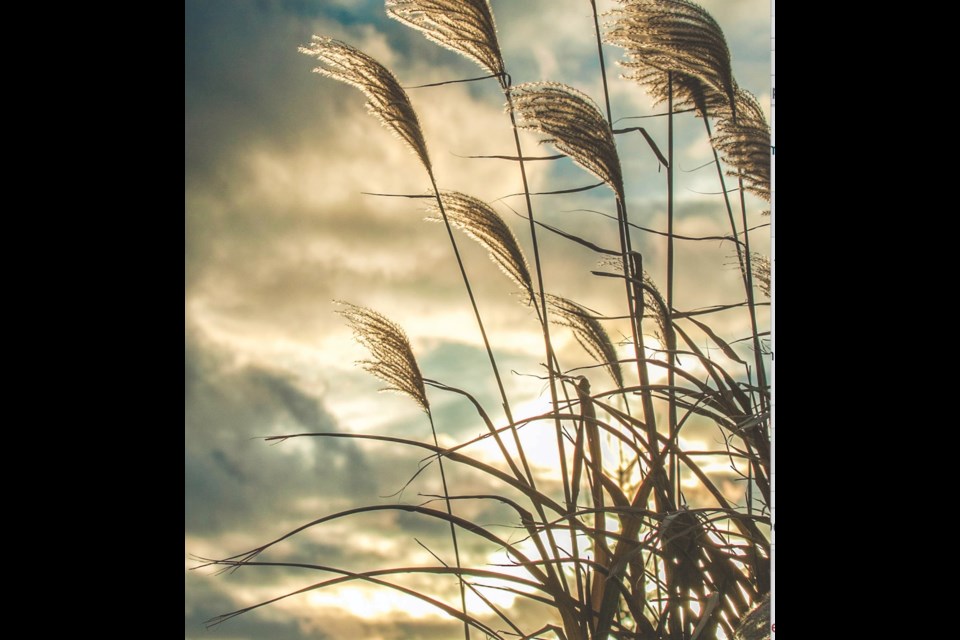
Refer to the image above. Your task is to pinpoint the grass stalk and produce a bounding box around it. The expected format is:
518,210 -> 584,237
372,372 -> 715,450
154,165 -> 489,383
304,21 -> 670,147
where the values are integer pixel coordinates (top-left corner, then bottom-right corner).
584,12 -> 681,633
585,1 -> 662,500
700,114 -> 767,516
428,172 -> 583,628
666,71 -> 679,510
430,172 -> 515,428
500,78 -> 583,613
426,409 -> 470,640
501,84 -> 572,504
736,174 -> 769,418
737,173 -> 771,511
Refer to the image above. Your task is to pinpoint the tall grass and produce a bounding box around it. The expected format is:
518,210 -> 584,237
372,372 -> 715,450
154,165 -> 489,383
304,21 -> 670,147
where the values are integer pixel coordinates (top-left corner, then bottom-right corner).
195,1 -> 772,638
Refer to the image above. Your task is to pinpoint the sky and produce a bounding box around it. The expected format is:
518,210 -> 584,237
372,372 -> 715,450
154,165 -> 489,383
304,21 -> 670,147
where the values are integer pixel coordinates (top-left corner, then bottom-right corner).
185,1 -> 772,638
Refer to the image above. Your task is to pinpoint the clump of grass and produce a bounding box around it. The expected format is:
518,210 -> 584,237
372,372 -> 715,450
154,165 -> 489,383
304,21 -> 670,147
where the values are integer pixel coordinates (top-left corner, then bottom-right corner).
198,1 -> 772,638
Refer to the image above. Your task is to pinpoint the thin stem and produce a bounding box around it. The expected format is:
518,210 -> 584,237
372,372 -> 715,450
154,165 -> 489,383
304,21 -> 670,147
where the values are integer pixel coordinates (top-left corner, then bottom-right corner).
586,0 -> 658,460
586,6 -> 672,544
667,71 -> 678,510
586,9 -> 672,631
589,0 -> 614,125
587,0 -> 644,507
503,84 -> 577,614
429,167 -> 583,627
704,109 -> 770,507
426,409 -> 470,640
590,0 -> 640,402
427,410 -> 470,640
428,171 -> 514,427
586,0 -> 644,408
737,173 -> 771,513
737,174 -> 769,417
701,116 -> 769,516
702,114 -> 764,519
505,101 -> 570,506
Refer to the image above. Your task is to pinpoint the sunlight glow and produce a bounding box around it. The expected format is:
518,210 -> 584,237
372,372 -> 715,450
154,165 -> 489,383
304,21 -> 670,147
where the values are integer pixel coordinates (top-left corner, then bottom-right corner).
305,586 -> 439,620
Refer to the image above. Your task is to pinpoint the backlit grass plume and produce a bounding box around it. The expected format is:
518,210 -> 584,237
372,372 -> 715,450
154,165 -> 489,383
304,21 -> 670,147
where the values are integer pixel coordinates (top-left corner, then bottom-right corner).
548,295 -> 623,389
752,252 -> 771,298
642,271 -> 671,350
606,0 -> 735,113
301,36 -> 518,436
336,302 -> 429,412
386,0 -> 505,83
713,88 -> 771,201
509,82 -> 624,201
299,36 -> 432,172
335,301 -> 471,640
427,192 -> 532,295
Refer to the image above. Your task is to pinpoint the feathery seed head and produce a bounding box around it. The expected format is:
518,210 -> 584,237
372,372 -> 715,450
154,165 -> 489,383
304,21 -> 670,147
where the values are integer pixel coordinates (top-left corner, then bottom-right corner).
299,36 -> 432,172
427,192 -> 533,295
336,301 -> 430,412
509,82 -> 624,202
607,0 -> 735,115
386,0 -> 506,85
751,253 -> 770,298
712,88 -> 771,201
642,272 -> 670,349
548,295 -> 624,389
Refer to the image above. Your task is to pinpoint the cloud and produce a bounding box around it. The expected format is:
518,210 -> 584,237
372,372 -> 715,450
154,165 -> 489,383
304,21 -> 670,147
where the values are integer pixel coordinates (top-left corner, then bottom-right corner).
184,330 -> 379,538
187,0 -> 771,636
185,575 -> 318,640
185,0 -> 769,381
185,328 -> 540,636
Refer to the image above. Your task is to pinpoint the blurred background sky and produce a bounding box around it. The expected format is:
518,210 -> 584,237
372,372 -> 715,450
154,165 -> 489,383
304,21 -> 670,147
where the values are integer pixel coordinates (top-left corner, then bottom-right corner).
185,1 -> 771,637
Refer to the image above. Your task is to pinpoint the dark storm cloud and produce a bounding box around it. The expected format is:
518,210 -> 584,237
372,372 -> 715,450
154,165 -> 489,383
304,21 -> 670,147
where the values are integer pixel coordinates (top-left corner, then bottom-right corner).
186,1 -> 306,185
184,326 -> 523,559
184,329 -> 470,637
185,0 -> 414,297
184,330 -> 378,536
184,0 -> 388,185
185,0 -> 486,190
